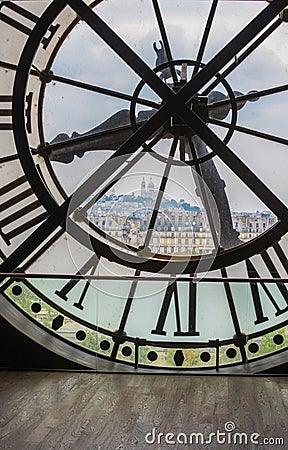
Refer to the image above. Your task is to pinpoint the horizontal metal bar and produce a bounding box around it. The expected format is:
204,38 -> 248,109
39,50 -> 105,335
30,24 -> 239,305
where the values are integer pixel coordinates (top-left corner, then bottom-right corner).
209,117 -> 288,146
1,273 -> 288,283
49,73 -> 159,110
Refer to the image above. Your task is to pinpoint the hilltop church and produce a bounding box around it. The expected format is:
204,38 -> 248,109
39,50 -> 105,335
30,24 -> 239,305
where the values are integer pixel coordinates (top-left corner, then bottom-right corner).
141,176 -> 156,199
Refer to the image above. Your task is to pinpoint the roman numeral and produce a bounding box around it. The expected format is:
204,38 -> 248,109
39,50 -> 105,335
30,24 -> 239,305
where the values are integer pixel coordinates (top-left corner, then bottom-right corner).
0,93 -> 33,133
54,254 -> 100,310
261,246 -> 288,308
0,95 -> 12,130
111,270 -> 140,360
221,267 -> 247,362
246,260 -> 269,325
24,92 -> 33,134
0,174 -> 48,245
0,2 -> 60,49
246,249 -> 288,325
273,241 -> 288,274
151,280 -> 200,336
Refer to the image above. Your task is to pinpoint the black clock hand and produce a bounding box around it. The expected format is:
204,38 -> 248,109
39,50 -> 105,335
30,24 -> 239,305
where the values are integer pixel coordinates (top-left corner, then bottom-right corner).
189,136 -> 241,249
41,80 -> 270,164
208,86 -> 288,147
7,106 -> 288,281
192,0 -> 219,77
37,109 -> 157,163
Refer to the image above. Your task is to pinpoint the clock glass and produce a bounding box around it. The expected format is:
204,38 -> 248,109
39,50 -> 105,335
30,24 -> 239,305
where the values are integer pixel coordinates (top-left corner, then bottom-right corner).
0,0 -> 288,372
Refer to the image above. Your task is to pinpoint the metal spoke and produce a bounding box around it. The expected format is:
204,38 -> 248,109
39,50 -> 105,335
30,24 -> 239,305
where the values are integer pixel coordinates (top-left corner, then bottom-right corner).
0,60 -> 159,110
209,118 -> 288,147
0,60 -> 38,76
66,0 -> 176,107
192,0 -> 219,77
187,110 -> 288,220
201,17 -> 282,96
143,137 -> 179,251
152,0 -> 178,84
41,72 -> 160,110
80,152 -> 145,216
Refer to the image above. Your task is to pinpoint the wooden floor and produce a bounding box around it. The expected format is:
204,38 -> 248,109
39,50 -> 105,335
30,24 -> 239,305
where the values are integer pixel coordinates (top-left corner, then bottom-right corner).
0,371 -> 287,450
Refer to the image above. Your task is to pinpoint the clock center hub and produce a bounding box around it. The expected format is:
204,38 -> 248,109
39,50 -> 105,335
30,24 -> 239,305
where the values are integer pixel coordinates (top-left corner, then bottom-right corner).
168,89 -> 209,137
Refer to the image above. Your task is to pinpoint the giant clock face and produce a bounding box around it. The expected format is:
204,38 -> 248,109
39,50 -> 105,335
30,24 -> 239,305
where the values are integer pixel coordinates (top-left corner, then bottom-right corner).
0,0 -> 288,372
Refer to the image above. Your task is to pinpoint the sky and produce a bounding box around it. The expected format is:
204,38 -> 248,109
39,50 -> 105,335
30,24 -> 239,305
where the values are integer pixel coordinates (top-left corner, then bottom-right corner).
42,0 -> 288,213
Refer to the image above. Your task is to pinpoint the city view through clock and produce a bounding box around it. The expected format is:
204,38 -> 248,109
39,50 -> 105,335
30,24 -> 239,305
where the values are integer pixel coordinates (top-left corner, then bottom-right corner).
0,0 -> 288,372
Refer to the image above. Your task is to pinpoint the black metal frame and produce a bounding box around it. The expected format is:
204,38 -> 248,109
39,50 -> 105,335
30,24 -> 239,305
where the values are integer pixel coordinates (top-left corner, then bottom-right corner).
0,0 -> 286,275
1,0 -> 288,372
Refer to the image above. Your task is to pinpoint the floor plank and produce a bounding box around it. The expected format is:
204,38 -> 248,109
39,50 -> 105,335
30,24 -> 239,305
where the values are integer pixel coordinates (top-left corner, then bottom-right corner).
0,371 -> 287,449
